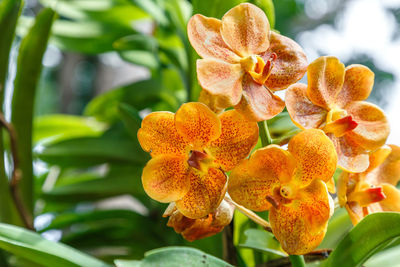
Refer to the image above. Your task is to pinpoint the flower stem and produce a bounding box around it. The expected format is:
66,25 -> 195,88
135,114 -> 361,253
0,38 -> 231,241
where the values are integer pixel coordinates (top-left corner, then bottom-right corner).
289,255 -> 306,267
225,195 -> 272,232
258,120 -> 273,147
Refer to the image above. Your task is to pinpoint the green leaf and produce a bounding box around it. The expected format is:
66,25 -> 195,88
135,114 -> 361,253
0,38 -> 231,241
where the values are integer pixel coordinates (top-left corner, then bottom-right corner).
36,124 -> 149,167
238,229 -> 286,257
113,34 -> 158,52
324,212 -> 400,267
115,246 -> 233,267
130,0 -> 169,26
0,0 -> 24,226
364,245 -> 400,267
318,208 -> 352,249
0,223 -> 111,267
118,104 -> 141,138
34,114 -> 106,144
249,0 -> 275,28
11,7 -> 56,214
118,50 -> 160,69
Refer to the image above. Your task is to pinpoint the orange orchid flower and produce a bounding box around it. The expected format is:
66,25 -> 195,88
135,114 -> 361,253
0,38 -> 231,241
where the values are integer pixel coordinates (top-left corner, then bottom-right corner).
338,145 -> 400,225
228,129 -> 337,255
137,102 -> 258,219
286,56 -> 390,173
188,3 -> 307,121
163,200 -> 234,241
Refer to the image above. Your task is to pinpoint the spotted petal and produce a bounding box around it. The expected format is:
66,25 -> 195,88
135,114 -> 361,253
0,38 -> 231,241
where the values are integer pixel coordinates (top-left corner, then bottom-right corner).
288,129 -> 337,186
206,110 -> 259,171
142,155 -> 190,203
345,101 -> 389,151
187,14 -> 240,63
197,59 -> 244,108
285,83 -> 327,129
176,168 -> 227,219
307,56 -> 345,109
138,112 -> 188,157
269,179 -> 331,255
175,102 -> 221,149
365,145 -> 400,186
263,32 -> 307,91
221,3 -> 270,57
235,74 -> 285,121
228,145 -> 296,211
336,64 -> 374,107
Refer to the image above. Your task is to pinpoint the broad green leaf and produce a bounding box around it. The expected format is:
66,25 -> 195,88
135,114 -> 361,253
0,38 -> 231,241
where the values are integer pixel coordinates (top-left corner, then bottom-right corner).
115,246 -> 233,267
364,245 -> 400,267
192,0 -> 245,19
0,223 -> 111,267
85,78 -> 178,123
130,0 -> 169,26
34,114 -> 106,144
238,229 -> 286,257
0,0 -> 24,226
118,50 -> 160,69
115,260 -> 141,267
11,7 -> 56,214
324,212 -> 400,267
36,124 -> 149,167
119,104 -> 141,138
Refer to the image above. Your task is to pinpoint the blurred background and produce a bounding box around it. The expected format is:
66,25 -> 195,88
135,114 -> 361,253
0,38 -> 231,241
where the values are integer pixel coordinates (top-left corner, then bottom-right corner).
3,0 -> 400,264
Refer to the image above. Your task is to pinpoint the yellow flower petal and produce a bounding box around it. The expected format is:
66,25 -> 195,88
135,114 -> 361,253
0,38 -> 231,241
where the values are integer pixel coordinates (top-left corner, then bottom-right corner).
336,64 -> 374,107
263,32 -> 307,91
379,183 -> 400,211
206,110 -> 259,171
365,144 -> 400,186
235,74 -> 285,121
142,155 -> 190,203
176,167 -> 227,219
138,111 -> 188,157
175,102 -> 221,149
197,59 -> 243,107
269,179 -> 331,255
307,56 -> 345,109
221,3 -> 270,57
285,83 -> 327,129
228,145 -> 296,211
187,14 -> 240,63
198,90 -> 226,114
288,129 -> 337,186
345,101 -> 390,151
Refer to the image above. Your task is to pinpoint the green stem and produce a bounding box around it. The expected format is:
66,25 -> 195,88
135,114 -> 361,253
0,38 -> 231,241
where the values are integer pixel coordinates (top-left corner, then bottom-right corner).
289,255 -> 306,267
258,120 -> 273,147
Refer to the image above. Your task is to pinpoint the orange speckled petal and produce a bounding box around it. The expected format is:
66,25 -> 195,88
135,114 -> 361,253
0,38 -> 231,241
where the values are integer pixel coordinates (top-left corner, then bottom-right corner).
285,83 -> 327,129
206,110 -> 259,171
263,32 -> 307,91
269,179 -> 331,255
366,145 -> 392,172
138,112 -> 188,157
330,134 -> 369,173
235,74 -> 285,122
176,168 -> 227,219
367,145 -> 400,186
142,155 -> 190,203
379,183 -> 400,211
187,14 -> 240,63
228,145 -> 296,211
307,56 -> 345,109
345,101 -> 390,151
175,102 -> 221,148
336,64 -> 374,107
288,129 -> 337,186
197,59 -> 244,107
221,3 -> 270,57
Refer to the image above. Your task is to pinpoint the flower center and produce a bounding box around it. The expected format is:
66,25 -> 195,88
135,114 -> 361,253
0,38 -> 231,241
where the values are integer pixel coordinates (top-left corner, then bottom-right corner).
187,150 -> 214,172
323,108 -> 358,137
240,53 -> 277,85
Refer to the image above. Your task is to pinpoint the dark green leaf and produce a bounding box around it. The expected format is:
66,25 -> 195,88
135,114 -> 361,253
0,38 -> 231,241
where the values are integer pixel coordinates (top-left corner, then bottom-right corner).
238,229 -> 286,257
113,34 -> 158,52
0,223 -> 111,267
118,104 -> 141,138
324,212 -> 400,267
115,246 -> 233,267
11,7 -> 56,214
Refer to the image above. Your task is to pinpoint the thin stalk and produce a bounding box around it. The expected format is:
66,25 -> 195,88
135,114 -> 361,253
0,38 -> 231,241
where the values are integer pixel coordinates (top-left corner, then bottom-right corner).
0,113 -> 33,230
225,195 -> 272,232
289,255 -> 306,267
258,120 -> 273,146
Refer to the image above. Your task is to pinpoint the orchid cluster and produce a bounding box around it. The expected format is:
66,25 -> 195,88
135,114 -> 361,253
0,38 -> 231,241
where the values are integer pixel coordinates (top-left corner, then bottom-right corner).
137,3 -> 399,255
